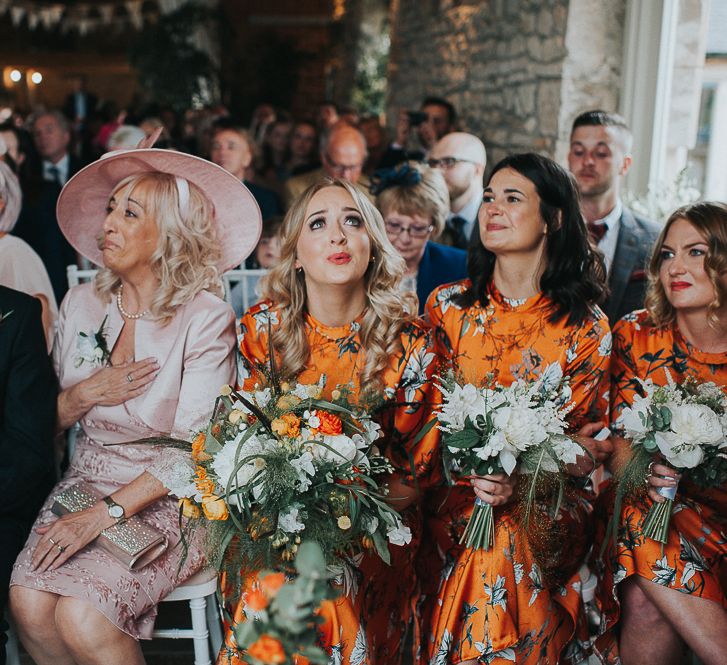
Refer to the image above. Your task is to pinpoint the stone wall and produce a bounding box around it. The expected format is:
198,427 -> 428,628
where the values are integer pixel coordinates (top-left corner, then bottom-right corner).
387,0 -> 626,168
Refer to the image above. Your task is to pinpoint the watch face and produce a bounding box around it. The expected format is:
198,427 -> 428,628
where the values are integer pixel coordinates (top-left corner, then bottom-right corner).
109,504 -> 124,519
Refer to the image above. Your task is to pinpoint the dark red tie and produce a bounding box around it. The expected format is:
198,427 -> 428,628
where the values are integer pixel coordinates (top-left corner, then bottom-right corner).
587,222 -> 607,244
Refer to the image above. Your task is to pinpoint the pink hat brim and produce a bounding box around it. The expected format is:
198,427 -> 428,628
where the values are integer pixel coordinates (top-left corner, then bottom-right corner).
57,149 -> 262,271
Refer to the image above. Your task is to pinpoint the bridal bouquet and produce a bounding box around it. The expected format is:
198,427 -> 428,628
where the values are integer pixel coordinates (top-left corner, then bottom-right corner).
436,363 -> 582,550
614,370 -> 727,543
160,381 -> 411,577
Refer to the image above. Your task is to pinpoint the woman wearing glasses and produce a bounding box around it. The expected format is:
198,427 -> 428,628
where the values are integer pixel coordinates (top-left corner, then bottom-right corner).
374,162 -> 467,313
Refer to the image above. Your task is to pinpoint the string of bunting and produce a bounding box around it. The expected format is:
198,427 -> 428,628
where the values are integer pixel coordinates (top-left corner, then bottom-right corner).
0,1 -> 161,35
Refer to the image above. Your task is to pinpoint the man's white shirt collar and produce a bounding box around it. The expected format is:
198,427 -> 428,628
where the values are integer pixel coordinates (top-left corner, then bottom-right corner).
448,189 -> 483,240
43,153 -> 70,185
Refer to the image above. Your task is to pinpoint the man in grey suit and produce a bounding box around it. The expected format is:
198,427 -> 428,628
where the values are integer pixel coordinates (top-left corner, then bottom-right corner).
568,110 -> 661,325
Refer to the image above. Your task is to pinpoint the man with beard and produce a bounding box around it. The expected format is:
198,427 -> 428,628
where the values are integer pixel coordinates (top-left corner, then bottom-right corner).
427,132 -> 486,250
568,110 -> 660,324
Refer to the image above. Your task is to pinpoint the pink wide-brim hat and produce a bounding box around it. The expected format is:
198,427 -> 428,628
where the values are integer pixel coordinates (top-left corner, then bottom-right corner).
57,148 -> 262,271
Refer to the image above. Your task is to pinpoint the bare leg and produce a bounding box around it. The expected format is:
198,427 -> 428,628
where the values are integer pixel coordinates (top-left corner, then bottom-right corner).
9,586 -> 77,665
634,576 -> 727,665
618,577 -> 684,665
55,596 -> 146,665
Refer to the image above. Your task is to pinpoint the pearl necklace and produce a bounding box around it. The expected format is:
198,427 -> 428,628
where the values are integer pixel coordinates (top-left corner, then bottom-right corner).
116,286 -> 149,320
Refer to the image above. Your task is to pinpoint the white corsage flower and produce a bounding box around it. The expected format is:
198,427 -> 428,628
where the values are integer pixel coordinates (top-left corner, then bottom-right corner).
74,316 -> 110,368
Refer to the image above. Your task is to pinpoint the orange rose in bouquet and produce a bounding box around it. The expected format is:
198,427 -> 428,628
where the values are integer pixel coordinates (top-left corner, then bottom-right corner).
317,411 -> 343,435
247,634 -> 286,664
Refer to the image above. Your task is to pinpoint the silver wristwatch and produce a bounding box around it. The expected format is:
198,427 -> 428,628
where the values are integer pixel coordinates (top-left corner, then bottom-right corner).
103,496 -> 126,524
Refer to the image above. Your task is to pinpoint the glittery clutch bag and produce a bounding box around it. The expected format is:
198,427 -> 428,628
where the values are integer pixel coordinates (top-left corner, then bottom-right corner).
51,482 -> 168,570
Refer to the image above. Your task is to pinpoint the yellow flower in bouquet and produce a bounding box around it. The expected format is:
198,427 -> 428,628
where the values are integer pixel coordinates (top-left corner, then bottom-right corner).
337,515 -> 352,530
276,393 -> 302,411
191,432 -> 210,462
228,409 -> 247,425
201,493 -> 229,521
179,498 -> 201,519
271,413 -> 302,438
194,466 -> 215,495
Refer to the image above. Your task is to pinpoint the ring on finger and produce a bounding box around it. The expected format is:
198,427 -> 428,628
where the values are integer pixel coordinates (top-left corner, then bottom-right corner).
56,544 -> 67,553
49,536 -> 57,545
127,372 -> 134,383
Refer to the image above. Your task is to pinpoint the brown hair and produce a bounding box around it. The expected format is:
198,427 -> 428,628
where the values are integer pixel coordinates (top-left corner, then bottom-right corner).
645,201 -> 727,329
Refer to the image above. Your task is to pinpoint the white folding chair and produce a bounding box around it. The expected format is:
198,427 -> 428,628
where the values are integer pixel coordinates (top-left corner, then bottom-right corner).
152,569 -> 223,665
223,267 -> 267,313
4,571 -> 223,665
66,264 -> 97,288
66,264 -> 267,312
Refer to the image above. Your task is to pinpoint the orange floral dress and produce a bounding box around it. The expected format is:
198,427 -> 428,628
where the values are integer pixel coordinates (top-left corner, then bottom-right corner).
220,300 -> 439,665
423,281 -> 611,665
592,310 -> 727,662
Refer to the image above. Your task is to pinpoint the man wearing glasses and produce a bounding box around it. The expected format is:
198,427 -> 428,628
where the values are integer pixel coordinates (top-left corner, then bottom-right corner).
284,122 -> 372,209
427,132 -> 487,249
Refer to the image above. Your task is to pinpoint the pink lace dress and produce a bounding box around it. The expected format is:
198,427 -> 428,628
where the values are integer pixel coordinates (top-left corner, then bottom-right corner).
11,282 -> 236,639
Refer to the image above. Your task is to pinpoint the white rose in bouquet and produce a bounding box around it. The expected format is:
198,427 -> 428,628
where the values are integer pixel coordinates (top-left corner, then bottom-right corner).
670,403 -> 723,446
654,431 -> 704,469
212,432 -> 274,492
310,434 -> 358,465
493,403 -> 548,452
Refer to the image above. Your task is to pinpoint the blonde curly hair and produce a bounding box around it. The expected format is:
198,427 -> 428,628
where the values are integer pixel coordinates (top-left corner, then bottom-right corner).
261,178 -> 417,388
95,171 -> 223,324
645,201 -> 727,329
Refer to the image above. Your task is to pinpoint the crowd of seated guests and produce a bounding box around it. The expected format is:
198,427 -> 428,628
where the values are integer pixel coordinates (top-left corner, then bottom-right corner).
0,94 -> 489,314
4,86 -> 727,665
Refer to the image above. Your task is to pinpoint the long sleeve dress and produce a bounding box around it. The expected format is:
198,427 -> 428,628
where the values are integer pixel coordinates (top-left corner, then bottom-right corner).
11,281 -> 236,639
423,280 -> 611,665
592,309 -> 727,661
220,300 -> 440,665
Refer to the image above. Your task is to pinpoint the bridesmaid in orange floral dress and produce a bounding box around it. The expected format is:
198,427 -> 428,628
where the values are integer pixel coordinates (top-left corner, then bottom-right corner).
594,202 -> 727,665
221,178 -> 439,665
423,153 -> 612,664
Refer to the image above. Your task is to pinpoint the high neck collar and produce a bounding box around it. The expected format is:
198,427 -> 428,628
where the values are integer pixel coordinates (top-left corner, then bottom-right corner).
487,281 -> 548,312
304,309 -> 364,340
672,324 -> 727,366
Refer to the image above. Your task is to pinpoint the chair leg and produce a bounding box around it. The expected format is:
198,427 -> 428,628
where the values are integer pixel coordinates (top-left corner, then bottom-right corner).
206,593 -> 223,657
189,596 -> 212,665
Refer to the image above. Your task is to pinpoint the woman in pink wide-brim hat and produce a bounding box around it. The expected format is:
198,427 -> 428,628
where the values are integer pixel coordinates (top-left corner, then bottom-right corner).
10,148 -> 261,665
